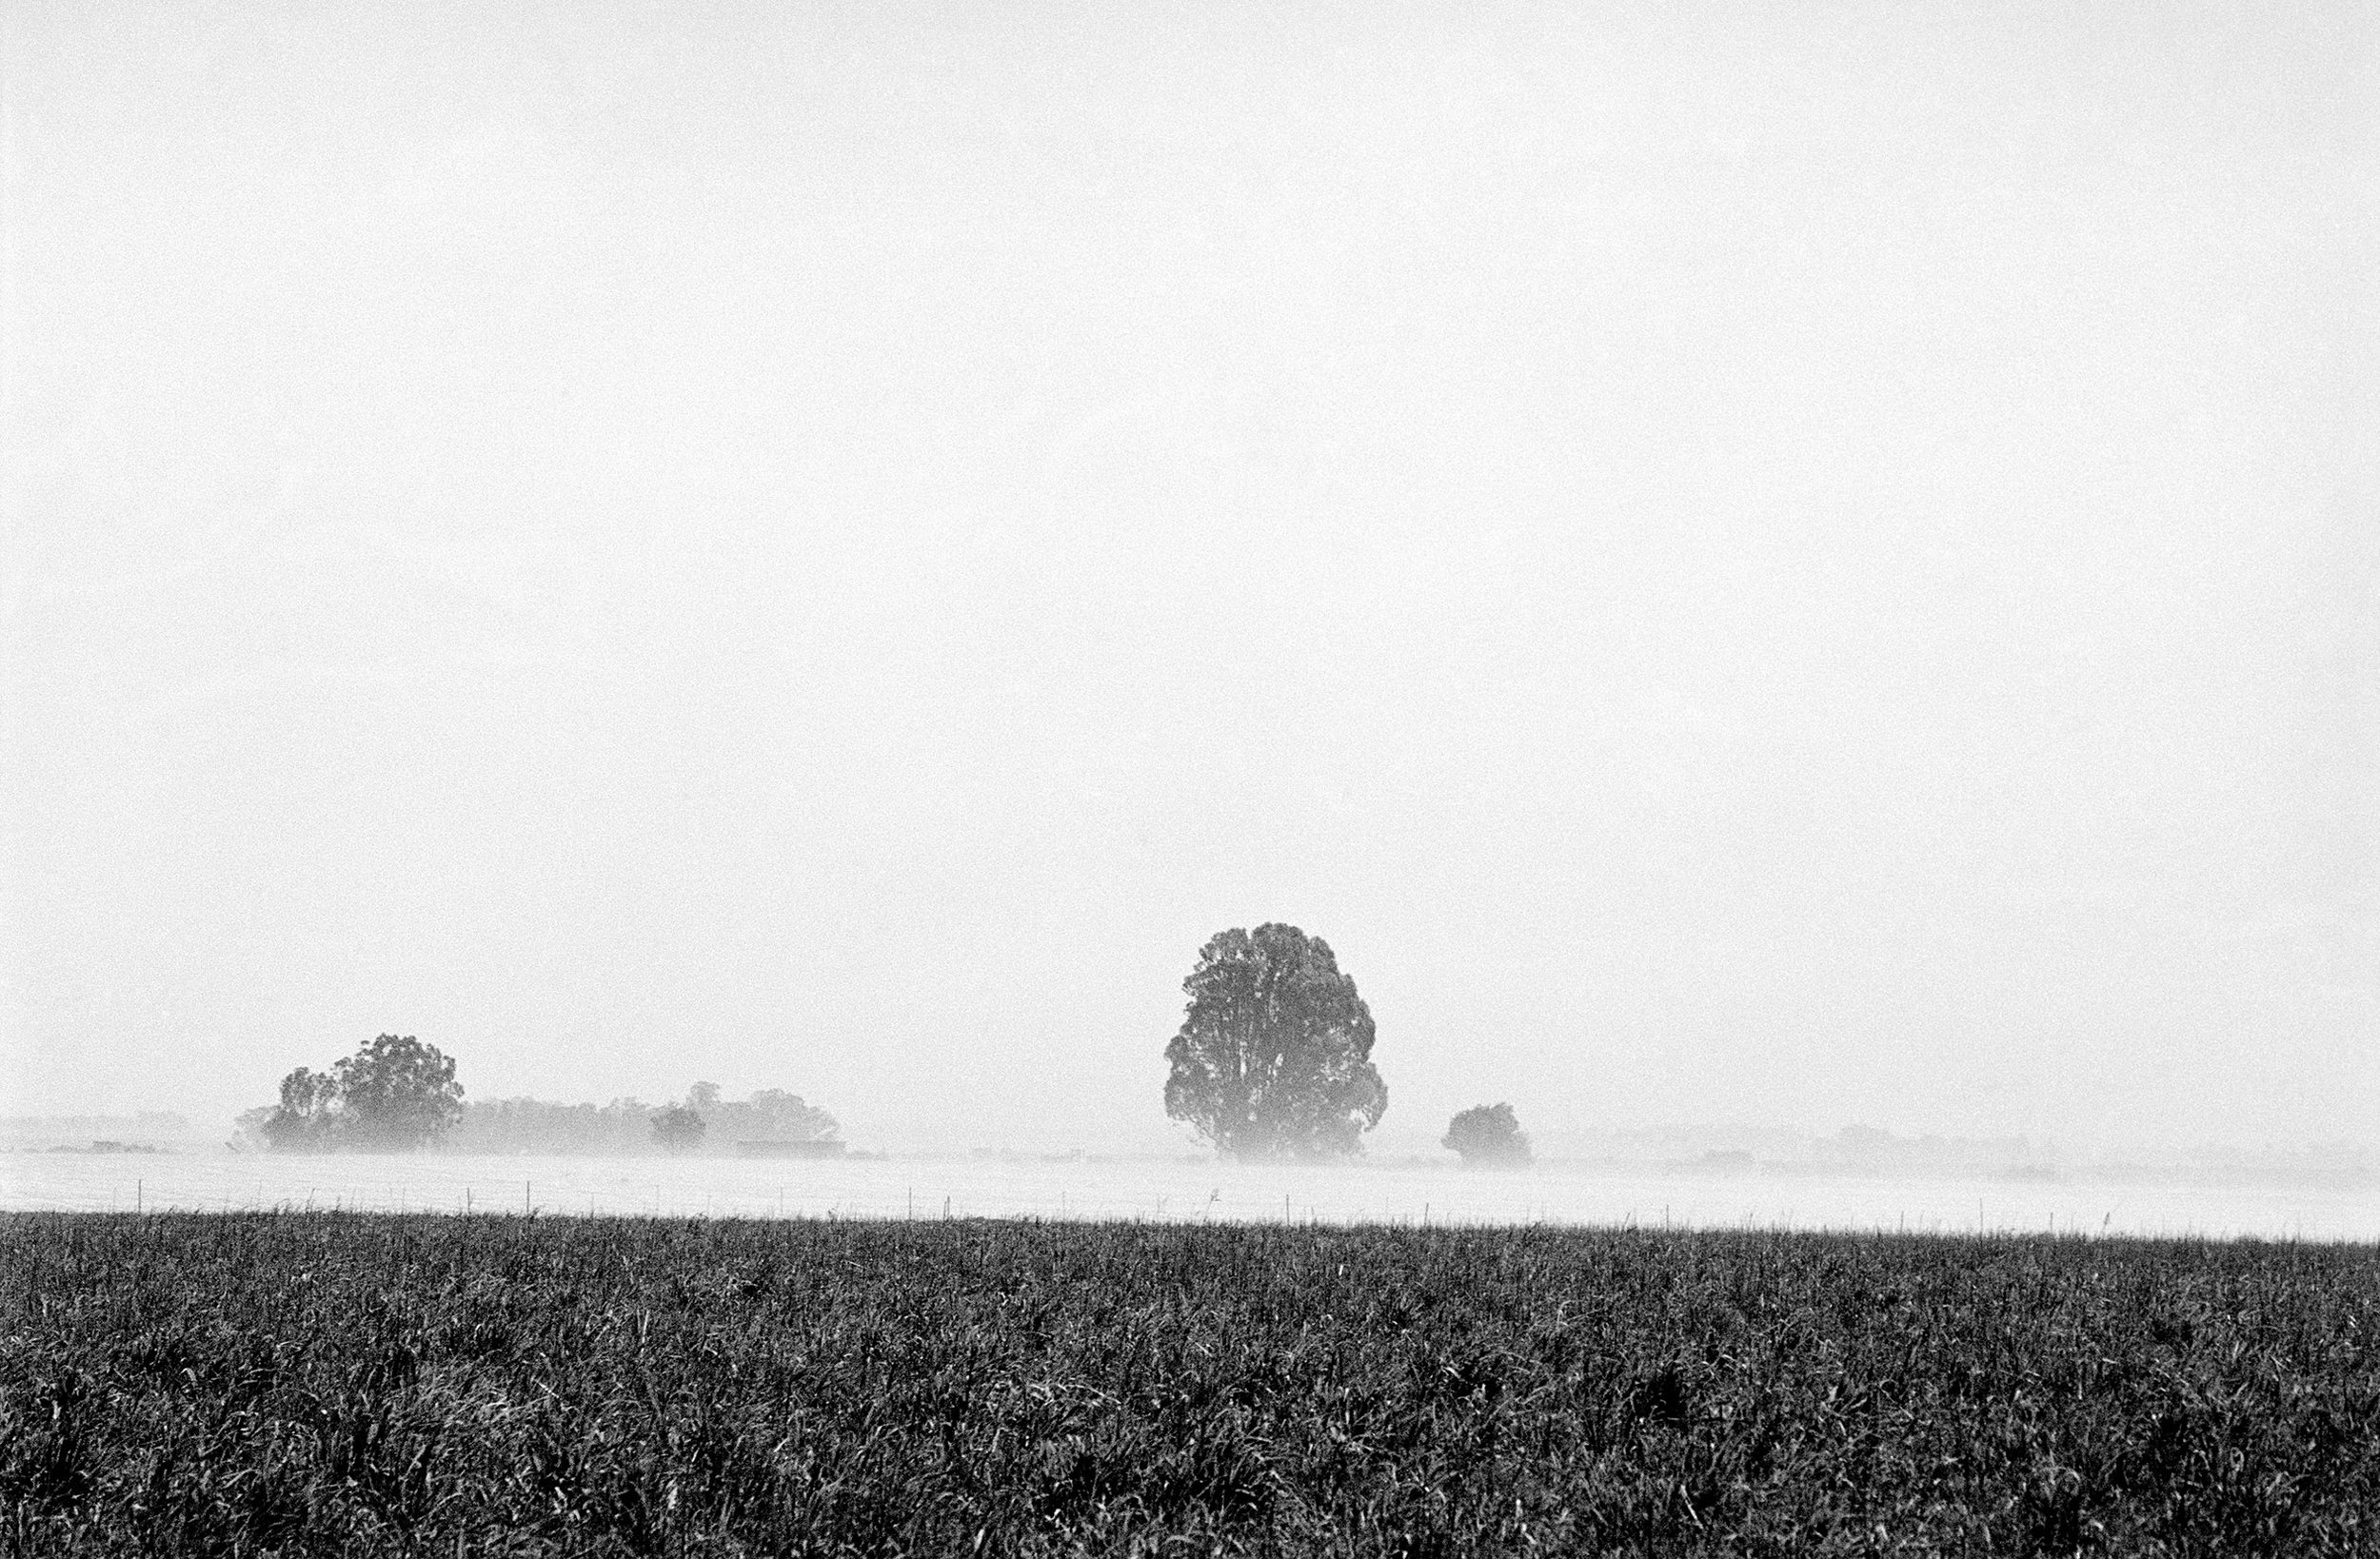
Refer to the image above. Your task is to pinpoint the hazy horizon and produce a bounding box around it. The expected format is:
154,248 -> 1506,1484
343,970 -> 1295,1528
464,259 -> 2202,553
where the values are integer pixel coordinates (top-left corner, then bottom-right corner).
6,0 -> 2375,1162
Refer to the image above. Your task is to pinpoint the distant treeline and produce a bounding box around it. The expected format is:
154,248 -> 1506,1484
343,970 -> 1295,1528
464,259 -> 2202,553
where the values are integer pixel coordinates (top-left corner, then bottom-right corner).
442,1087 -> 838,1156
239,1035 -> 840,1155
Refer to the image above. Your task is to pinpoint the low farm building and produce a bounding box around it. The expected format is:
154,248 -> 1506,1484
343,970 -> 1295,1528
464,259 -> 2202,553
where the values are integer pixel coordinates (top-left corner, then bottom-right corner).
734,1139 -> 845,1159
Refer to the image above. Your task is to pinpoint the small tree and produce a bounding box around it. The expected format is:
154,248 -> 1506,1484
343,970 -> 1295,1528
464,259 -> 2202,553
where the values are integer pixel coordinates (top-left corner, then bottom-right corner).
1443,1103 -> 1531,1168
651,1103 -> 706,1154
1162,923 -> 1387,1160
261,1066 -> 341,1153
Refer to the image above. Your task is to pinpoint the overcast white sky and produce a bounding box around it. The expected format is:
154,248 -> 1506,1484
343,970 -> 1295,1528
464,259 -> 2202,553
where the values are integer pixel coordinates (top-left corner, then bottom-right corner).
4,0 -> 2374,1156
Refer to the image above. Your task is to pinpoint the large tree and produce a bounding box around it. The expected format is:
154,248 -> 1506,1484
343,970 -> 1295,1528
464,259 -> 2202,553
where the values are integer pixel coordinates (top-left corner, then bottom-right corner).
333,1035 -> 465,1150
262,1034 -> 465,1152
1162,923 -> 1387,1159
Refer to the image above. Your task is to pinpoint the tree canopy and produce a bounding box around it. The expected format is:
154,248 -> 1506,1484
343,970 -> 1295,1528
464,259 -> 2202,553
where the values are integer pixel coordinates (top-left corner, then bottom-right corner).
281,1083 -> 845,1156
1443,1103 -> 1531,1167
1162,923 -> 1387,1160
650,1103 -> 706,1154
259,1067 -> 340,1153
261,1035 -> 465,1153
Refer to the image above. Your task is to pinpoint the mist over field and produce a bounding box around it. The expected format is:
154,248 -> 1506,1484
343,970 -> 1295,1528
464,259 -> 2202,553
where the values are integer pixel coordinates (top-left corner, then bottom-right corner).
9,1149 -> 2378,1246
6,0 -> 2376,1174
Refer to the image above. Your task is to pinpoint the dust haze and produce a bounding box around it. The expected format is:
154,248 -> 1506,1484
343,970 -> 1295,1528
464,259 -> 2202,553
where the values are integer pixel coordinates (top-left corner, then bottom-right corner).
4,0 -> 2374,1168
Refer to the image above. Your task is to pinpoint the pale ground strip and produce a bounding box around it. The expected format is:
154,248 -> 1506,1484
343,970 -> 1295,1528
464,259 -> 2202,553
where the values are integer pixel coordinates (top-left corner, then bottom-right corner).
5,1154 -> 2376,1241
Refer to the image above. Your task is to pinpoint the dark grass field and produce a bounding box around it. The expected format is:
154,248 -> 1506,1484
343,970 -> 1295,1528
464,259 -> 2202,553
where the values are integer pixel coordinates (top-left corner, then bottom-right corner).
3,1214 -> 2376,1555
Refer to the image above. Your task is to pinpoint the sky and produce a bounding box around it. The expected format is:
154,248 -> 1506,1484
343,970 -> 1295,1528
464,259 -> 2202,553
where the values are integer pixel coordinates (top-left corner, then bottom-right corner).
3,0 -> 2374,1157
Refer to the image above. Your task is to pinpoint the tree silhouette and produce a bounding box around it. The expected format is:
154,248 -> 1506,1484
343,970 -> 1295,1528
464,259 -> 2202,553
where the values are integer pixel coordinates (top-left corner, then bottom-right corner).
261,1067 -> 340,1153
1443,1103 -> 1531,1167
1162,923 -> 1387,1159
651,1103 -> 706,1154
263,1035 -> 465,1153
333,1035 -> 466,1151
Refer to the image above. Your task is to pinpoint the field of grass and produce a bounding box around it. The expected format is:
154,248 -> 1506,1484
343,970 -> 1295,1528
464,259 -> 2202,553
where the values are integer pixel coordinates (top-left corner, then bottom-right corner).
3,1214 -> 2375,1555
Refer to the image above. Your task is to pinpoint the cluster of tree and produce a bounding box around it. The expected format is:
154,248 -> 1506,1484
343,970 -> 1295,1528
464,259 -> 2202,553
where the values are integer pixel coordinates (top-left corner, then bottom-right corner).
246,1035 -> 466,1153
1160,922 -> 1534,1168
436,1095 -> 664,1155
257,931 -> 1534,1166
244,1036 -> 838,1155
646,1083 -> 841,1155
440,1086 -> 838,1155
